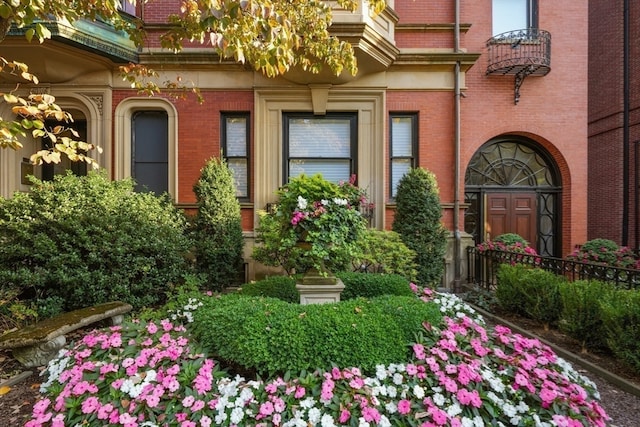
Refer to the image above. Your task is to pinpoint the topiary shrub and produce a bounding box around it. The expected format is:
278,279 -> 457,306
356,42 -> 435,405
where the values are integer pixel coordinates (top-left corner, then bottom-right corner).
496,264 -> 563,329
493,233 -> 529,246
392,167 -> 447,288
558,280 -> 612,352
600,289 -> 640,374
0,171 -> 192,312
239,272 -> 413,303
338,272 -> 414,300
238,275 -> 299,303
495,263 -> 529,316
192,157 -> 245,290
191,294 -> 442,376
351,229 -> 418,280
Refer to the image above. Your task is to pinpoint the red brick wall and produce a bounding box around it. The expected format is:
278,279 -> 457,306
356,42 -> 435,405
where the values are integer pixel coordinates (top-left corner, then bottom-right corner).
459,0 -> 588,256
112,90 -> 255,230
588,0 -> 640,248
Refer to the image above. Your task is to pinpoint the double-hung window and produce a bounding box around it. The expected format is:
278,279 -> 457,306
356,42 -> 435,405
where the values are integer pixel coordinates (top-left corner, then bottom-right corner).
492,0 -> 538,36
222,113 -> 250,199
389,113 -> 417,199
283,113 -> 357,184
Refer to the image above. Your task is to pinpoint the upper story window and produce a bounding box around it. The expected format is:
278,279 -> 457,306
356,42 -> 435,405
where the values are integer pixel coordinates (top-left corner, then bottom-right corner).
119,0 -> 137,16
389,113 -> 417,199
222,113 -> 250,199
283,113 -> 357,184
492,0 -> 538,36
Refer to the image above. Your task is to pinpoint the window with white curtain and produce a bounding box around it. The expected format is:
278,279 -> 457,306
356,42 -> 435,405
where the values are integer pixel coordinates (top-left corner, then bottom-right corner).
222,113 -> 250,199
390,113 -> 417,199
492,0 -> 537,36
284,113 -> 357,184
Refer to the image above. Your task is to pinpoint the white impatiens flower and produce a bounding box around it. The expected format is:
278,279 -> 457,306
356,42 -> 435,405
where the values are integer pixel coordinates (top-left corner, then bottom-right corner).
230,407 -> 244,424
320,414 -> 337,427
297,196 -> 308,209
375,364 -> 388,380
307,407 -> 321,425
412,385 -> 425,399
40,350 -> 71,393
333,197 -> 348,205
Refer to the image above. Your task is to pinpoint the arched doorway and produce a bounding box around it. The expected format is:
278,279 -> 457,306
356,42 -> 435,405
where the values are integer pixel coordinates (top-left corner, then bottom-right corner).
464,137 -> 561,256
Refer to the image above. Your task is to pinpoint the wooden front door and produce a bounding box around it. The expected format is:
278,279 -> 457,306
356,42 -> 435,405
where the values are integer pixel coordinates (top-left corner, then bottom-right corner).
485,192 -> 537,246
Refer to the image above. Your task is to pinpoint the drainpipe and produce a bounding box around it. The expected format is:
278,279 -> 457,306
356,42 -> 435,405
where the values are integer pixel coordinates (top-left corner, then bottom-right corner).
622,0 -> 630,246
453,0 -> 462,292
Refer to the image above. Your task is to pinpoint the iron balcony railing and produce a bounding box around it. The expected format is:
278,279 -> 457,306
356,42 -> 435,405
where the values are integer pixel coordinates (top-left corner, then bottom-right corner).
467,248 -> 640,291
486,28 -> 551,103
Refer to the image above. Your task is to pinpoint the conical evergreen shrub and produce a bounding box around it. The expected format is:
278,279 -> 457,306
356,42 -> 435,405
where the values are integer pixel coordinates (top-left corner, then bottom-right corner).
193,157 -> 245,289
392,167 -> 447,287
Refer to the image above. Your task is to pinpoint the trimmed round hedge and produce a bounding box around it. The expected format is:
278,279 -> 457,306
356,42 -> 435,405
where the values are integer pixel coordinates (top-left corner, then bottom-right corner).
190,294 -> 441,376
238,272 -> 414,303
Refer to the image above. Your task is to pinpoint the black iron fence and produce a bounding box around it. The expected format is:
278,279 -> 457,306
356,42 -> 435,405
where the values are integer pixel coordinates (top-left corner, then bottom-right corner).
466,248 -> 640,290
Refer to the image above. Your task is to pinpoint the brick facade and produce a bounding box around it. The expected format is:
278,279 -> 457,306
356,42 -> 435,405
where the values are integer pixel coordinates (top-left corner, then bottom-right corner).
589,1 -> 640,249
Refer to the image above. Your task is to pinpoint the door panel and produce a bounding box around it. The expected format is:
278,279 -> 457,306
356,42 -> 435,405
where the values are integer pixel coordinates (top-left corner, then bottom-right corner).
486,192 -> 537,246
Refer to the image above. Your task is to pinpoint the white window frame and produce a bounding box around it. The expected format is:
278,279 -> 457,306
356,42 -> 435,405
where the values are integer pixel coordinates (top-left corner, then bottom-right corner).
389,113 -> 418,200
222,112 -> 250,200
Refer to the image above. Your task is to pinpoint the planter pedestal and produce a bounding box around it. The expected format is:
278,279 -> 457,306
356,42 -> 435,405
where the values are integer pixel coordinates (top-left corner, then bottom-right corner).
296,268 -> 345,304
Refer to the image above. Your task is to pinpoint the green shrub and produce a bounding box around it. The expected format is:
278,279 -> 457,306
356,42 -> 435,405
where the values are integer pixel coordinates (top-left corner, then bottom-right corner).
558,280 -> 612,351
600,289 -> 640,373
239,272 -> 413,303
191,294 -> 442,376
238,275 -> 299,303
351,229 -> 418,280
493,233 -> 529,246
0,171 -> 192,311
495,264 -> 529,315
496,264 -> 563,328
566,238 -> 637,268
338,272 -> 414,300
392,167 -> 448,288
192,157 -> 245,290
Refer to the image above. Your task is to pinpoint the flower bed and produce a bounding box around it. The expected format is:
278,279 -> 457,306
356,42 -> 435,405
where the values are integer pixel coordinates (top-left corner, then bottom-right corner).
26,287 -> 609,427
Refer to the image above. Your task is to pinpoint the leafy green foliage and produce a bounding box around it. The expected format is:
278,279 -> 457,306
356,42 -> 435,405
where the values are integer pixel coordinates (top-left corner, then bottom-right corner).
0,171 -> 192,311
252,174 -> 368,275
351,229 -> 418,280
191,293 -> 442,376
392,167 -> 448,287
493,233 -> 529,246
192,157 -> 245,290
238,275 -> 299,303
558,280 -> 612,351
600,289 -> 640,373
338,272 -> 414,300
496,264 -> 563,329
239,272 -> 414,303
1,0 -> 386,166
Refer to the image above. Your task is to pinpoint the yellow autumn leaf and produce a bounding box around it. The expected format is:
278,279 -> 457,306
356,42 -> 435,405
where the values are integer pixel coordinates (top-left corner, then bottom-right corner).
0,386 -> 11,395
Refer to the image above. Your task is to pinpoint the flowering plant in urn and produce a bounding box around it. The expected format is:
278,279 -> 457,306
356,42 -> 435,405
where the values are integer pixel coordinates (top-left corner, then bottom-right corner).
273,173 -> 369,275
